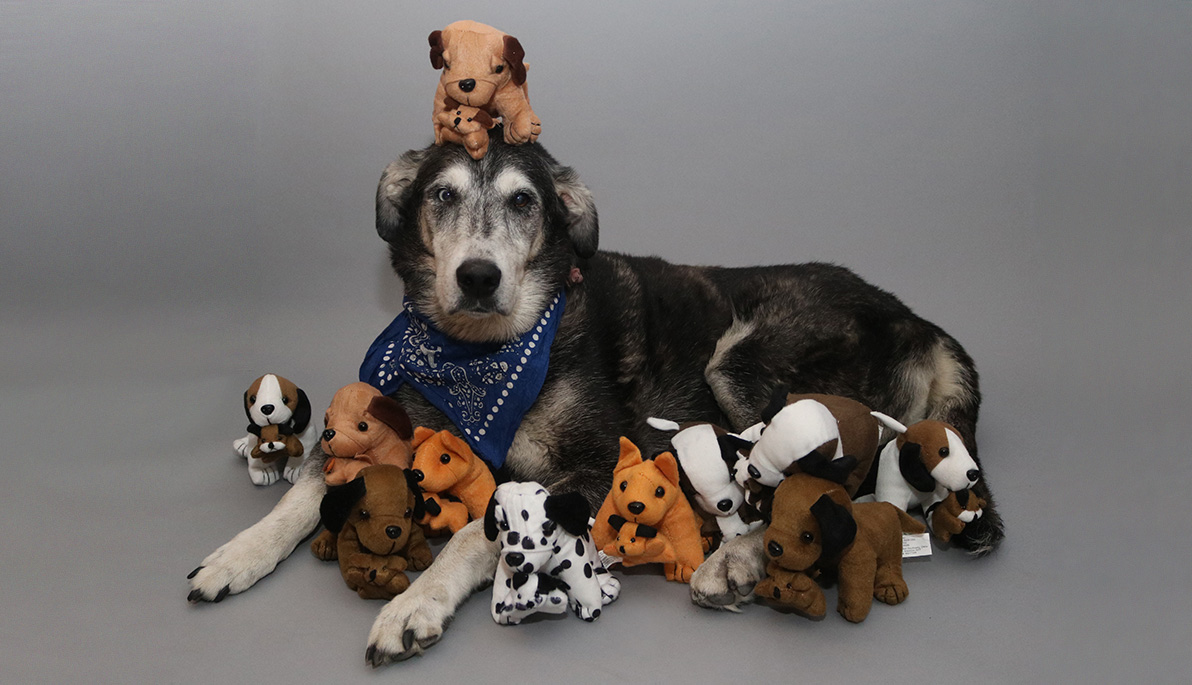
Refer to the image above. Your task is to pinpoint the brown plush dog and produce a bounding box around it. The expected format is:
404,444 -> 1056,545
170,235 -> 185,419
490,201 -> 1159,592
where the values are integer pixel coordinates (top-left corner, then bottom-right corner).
409,427 -> 496,535
756,470 -> 926,622
434,104 -> 496,160
591,437 -> 705,582
428,20 -> 541,149
603,516 -> 676,563
927,488 -> 987,543
319,383 -> 415,486
317,465 -> 434,600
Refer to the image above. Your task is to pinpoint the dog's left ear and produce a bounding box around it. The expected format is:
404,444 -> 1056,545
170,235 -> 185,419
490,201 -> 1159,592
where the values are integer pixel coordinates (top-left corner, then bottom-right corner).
653,452 -> 681,486
377,149 -> 429,243
428,30 -> 445,69
366,395 -> 414,441
898,442 -> 936,493
290,388 -> 312,433
760,386 -> 790,424
473,109 -> 495,128
544,491 -> 591,537
717,434 -> 754,466
810,494 -> 857,561
502,35 -> 527,86
403,468 -> 426,520
483,495 -> 501,541
320,477 -> 367,535
554,167 -> 599,259
791,449 -> 855,484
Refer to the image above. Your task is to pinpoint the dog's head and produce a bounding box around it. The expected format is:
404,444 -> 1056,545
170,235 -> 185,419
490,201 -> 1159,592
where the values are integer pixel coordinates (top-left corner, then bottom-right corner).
319,465 -> 425,555
896,420 -> 980,493
409,427 -> 480,493
734,399 -> 843,488
429,20 -> 527,107
484,482 -> 591,575
764,473 -> 858,572
320,383 -> 414,465
244,374 -> 310,431
376,135 -> 598,343
606,437 -> 683,527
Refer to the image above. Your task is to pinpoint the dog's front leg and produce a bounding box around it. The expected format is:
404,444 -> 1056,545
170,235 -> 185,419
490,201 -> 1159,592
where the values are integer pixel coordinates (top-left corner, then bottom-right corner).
689,525 -> 768,611
187,450 -> 326,602
366,518 -> 498,667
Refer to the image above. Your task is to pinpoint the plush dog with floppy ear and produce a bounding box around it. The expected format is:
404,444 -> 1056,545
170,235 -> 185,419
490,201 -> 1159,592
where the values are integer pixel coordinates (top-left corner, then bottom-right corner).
756,460 -> 926,623
409,427 -> 496,535
319,383 -> 415,487
233,373 -> 317,486
317,465 -> 433,600
428,20 -> 541,150
434,104 -> 497,160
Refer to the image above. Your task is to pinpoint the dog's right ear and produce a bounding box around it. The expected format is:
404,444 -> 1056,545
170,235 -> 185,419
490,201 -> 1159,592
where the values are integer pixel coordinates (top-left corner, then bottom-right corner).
544,491 -> 591,537
483,495 -> 501,541
554,167 -> 599,259
717,434 -> 754,466
320,476 -> 367,535
412,426 -> 436,449
428,30 -> 445,69
366,395 -> 414,441
760,386 -> 790,424
377,149 -> 428,243
810,494 -> 857,561
898,442 -> 936,493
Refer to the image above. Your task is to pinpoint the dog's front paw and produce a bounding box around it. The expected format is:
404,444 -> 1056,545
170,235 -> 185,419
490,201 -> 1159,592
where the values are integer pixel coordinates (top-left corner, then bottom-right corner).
188,536 -> 279,603
690,530 -> 766,611
366,584 -> 451,667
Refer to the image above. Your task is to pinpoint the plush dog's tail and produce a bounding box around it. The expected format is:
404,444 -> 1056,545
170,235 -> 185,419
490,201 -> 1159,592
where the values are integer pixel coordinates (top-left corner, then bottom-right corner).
646,417 -> 681,432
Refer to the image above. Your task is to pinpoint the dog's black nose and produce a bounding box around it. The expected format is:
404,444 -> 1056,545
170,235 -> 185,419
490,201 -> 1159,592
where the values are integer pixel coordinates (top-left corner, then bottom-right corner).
322,428 -> 335,442
410,469 -> 424,482
627,501 -> 645,515
967,469 -> 981,482
768,540 -> 784,557
456,259 -> 502,299
260,404 -> 274,416
717,499 -> 734,512
505,551 -> 524,567
386,526 -> 402,539
458,78 -> 476,92
454,116 -> 462,126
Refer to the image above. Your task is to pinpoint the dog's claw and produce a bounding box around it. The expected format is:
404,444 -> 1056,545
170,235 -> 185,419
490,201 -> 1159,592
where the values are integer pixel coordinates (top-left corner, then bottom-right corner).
187,589 -> 203,603
187,566 -> 203,580
213,585 -> 230,603
401,629 -> 415,652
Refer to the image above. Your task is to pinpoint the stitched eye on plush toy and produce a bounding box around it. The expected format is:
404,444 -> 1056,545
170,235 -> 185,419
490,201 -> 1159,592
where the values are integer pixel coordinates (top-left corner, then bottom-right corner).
440,453 -> 451,464
494,64 -> 504,74
800,531 -> 814,543
404,508 -> 412,517
436,187 -> 455,203
511,191 -> 531,208
249,395 -> 256,403
282,396 -> 289,404
360,510 -> 370,520
619,481 -> 628,492
655,486 -> 665,498
358,421 -> 368,432
940,447 -> 950,457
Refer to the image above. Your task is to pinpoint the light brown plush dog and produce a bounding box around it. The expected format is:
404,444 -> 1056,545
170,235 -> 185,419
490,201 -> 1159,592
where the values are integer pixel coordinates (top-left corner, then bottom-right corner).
428,20 -> 541,149
434,104 -> 496,160
409,427 -> 496,535
319,383 -> 414,486
928,488 -> 987,543
756,471 -> 926,622
603,517 -> 675,563
317,465 -> 434,600
591,437 -> 705,582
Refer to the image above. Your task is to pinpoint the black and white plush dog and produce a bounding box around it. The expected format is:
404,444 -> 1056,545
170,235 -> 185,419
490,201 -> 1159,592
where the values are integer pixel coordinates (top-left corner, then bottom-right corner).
188,129 -> 1004,665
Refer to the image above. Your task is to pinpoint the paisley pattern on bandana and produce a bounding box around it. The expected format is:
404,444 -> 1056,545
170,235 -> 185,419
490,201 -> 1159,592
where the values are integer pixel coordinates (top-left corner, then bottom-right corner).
359,292 -> 565,469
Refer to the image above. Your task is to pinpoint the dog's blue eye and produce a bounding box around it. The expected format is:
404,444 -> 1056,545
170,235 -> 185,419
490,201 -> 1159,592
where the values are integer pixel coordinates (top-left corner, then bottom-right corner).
511,192 -> 531,208
436,188 -> 455,203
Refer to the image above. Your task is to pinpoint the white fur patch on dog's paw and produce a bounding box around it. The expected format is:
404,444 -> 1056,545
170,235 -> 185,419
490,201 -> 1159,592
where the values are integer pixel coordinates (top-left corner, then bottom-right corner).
233,436 -> 253,459
366,586 -> 451,667
187,535 -> 281,603
690,534 -> 766,612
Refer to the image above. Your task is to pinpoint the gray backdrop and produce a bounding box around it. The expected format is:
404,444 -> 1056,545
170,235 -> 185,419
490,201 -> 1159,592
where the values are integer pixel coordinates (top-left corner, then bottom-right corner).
3,1 -> 1190,682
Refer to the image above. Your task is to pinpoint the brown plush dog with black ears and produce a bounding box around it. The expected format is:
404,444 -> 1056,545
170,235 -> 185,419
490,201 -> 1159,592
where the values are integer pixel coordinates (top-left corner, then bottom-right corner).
428,20 -> 541,149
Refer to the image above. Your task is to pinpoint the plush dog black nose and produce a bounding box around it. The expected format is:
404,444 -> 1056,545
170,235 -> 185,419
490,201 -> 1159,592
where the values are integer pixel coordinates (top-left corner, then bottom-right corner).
456,259 -> 502,299
505,551 -> 524,567
458,78 -> 476,92
717,499 -> 734,512
410,469 -> 424,482
385,526 -> 402,539
322,428 -> 335,442
967,469 -> 981,482
260,404 -> 274,416
768,540 -> 784,557
627,501 -> 645,515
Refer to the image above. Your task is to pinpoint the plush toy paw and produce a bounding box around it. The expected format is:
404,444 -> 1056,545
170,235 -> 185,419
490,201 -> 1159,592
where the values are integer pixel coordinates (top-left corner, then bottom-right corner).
838,598 -> 873,623
598,571 -> 621,605
232,435 -> 254,458
665,562 -> 698,584
874,578 -> 909,606
283,456 -> 304,484
504,112 -> 537,144
247,459 -> 280,486
310,530 -> 338,561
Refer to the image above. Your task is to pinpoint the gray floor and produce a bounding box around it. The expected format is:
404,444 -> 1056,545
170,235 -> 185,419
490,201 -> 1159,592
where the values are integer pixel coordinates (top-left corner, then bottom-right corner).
3,2 -> 1190,682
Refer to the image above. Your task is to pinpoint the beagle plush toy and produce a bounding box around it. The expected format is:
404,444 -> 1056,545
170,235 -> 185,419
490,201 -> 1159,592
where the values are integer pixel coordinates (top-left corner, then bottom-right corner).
409,427 -> 496,535
428,20 -> 541,156
233,373 -> 317,486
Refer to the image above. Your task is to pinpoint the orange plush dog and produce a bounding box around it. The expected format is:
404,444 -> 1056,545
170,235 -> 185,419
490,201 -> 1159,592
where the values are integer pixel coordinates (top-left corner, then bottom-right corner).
591,437 -> 705,582
409,427 -> 496,535
428,20 -> 541,151
434,104 -> 497,160
319,383 -> 415,486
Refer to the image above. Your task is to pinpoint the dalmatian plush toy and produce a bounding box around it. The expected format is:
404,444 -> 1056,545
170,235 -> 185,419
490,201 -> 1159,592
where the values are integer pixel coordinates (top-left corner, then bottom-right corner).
485,482 -> 620,625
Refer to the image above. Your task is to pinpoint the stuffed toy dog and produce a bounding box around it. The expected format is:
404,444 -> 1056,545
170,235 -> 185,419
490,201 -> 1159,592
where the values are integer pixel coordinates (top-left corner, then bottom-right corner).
756,465 -> 927,623
428,20 -> 541,151
434,104 -> 497,160
870,415 -> 984,542
486,482 -> 620,624
410,427 -> 496,535
317,465 -> 433,600
647,417 -> 761,540
233,373 -> 316,486
590,437 -> 705,583
604,516 -> 675,563
320,382 -> 415,487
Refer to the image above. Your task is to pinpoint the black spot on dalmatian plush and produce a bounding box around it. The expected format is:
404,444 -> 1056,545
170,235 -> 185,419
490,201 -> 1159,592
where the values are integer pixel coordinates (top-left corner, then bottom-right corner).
507,531 -> 520,545
522,538 -> 536,550
540,537 -> 549,545
583,563 -> 593,578
553,546 -> 561,554
550,559 -> 572,575
521,510 -> 529,521
575,538 -> 585,556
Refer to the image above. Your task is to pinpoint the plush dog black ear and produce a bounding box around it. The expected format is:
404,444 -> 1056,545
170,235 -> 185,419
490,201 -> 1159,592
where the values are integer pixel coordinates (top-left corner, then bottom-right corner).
553,167 -> 599,259
483,495 -> 500,541
320,477 -> 367,535
955,489 -> 970,508
290,388 -> 312,433
428,30 -> 445,69
717,434 -> 753,465
367,395 -> 414,440
810,494 -> 857,561
376,149 -> 429,244
898,442 -> 936,493
634,523 -> 659,539
543,491 -> 591,537
403,468 -> 426,521
608,514 -> 627,532
760,387 -> 790,424
243,390 -> 260,433
502,34 -> 527,86
792,448 -> 856,485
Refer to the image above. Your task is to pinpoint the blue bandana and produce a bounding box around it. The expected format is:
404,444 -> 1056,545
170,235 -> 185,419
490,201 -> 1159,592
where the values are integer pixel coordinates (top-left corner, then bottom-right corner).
359,292 -> 565,469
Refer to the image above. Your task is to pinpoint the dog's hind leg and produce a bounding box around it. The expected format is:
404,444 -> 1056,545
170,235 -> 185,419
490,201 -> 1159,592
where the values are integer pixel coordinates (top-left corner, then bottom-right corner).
187,448 -> 327,602
366,518 -> 499,667
689,525 -> 768,611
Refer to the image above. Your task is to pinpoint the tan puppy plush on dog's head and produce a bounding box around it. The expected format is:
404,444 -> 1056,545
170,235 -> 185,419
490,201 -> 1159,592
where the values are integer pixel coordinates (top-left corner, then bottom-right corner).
434,104 -> 496,160
428,20 -> 541,152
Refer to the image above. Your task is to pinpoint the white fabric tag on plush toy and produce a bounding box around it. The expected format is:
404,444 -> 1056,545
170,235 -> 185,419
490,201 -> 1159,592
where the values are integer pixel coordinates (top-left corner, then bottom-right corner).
598,550 -> 623,569
902,533 -> 932,558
